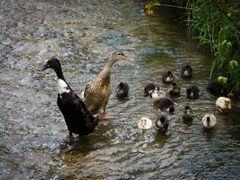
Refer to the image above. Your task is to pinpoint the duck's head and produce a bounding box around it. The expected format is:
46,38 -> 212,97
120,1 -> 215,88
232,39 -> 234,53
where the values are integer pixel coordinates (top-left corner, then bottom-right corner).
110,51 -> 133,62
167,71 -> 173,76
41,57 -> 61,72
184,105 -> 191,113
40,57 -> 64,80
184,65 -> 192,71
117,82 -> 128,90
184,105 -> 192,113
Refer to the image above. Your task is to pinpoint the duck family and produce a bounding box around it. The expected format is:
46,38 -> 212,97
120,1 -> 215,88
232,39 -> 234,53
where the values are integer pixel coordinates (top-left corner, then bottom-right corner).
40,55 -> 233,137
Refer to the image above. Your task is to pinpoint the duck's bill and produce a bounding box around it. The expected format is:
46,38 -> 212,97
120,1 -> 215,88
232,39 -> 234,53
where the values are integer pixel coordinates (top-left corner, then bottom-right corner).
38,60 -> 48,71
123,55 -> 134,61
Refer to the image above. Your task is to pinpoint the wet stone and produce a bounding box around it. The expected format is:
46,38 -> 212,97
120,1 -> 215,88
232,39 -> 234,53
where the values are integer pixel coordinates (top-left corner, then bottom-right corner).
0,43 -> 13,54
32,28 -> 63,40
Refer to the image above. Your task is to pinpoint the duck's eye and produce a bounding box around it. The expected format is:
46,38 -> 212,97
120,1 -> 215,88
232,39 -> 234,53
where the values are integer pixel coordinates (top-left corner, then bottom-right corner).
116,52 -> 124,56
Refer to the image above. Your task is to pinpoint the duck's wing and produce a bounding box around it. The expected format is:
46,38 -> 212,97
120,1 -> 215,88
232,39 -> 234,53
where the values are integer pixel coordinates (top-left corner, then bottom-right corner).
72,92 -> 92,115
74,94 -> 99,131
71,92 -> 99,127
84,81 -> 94,98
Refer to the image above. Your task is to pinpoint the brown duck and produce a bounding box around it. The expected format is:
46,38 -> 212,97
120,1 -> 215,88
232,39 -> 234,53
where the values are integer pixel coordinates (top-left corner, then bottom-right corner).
83,51 -> 132,119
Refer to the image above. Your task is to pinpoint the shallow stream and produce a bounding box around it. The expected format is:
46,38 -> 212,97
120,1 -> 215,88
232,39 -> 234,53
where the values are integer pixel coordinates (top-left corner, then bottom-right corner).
1,0 -> 240,179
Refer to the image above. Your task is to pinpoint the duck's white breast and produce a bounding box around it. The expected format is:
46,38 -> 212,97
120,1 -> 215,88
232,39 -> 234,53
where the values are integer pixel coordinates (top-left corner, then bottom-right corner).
57,79 -> 70,95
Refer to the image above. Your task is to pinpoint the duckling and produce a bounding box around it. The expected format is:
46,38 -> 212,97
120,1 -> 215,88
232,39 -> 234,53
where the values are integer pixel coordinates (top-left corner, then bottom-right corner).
138,117 -> 153,130
186,85 -> 200,99
169,82 -> 181,97
155,114 -> 169,133
150,86 -> 166,104
202,114 -> 217,129
182,105 -> 193,122
144,83 -> 156,97
116,82 -> 129,98
181,65 -> 192,78
215,97 -> 232,113
162,71 -> 174,84
83,51 -> 132,119
158,97 -> 175,113
40,58 -> 99,137
207,80 -> 232,97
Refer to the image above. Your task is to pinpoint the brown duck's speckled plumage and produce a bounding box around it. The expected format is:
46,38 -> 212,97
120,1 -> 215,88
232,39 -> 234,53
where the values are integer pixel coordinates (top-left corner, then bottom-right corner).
83,51 -> 131,115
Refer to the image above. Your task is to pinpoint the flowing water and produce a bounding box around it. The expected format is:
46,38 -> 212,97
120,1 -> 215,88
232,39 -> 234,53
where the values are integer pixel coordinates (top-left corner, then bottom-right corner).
1,0 -> 240,179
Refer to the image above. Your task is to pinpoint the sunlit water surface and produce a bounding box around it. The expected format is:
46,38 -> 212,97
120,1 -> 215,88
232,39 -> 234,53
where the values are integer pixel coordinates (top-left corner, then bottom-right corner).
1,0 -> 240,179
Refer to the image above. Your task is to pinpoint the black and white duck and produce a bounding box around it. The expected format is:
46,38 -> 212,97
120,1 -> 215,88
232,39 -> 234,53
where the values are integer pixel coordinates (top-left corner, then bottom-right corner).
186,85 -> 200,99
40,58 -> 99,137
116,82 -> 129,98
144,83 -> 156,97
202,113 -> 217,129
83,51 -> 132,120
181,65 -> 192,78
155,114 -> 169,133
150,86 -> 166,104
162,71 -> 174,84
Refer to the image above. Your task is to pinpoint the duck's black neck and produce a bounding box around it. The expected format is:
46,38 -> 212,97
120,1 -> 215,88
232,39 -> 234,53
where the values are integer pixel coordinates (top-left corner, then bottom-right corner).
54,67 -> 65,81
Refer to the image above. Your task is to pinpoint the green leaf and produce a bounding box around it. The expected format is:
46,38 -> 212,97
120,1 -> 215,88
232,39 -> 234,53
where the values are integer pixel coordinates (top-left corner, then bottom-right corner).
229,59 -> 238,70
217,76 -> 228,85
